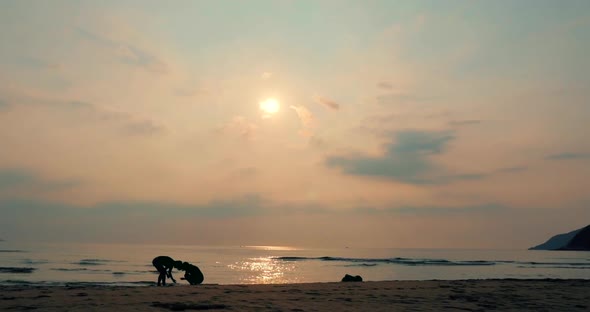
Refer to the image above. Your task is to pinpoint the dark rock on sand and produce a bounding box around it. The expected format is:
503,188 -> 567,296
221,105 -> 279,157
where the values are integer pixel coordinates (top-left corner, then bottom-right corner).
530,225 -> 590,251
341,274 -> 363,282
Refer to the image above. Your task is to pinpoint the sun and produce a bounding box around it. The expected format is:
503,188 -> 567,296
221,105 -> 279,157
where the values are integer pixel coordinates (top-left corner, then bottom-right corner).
259,98 -> 280,115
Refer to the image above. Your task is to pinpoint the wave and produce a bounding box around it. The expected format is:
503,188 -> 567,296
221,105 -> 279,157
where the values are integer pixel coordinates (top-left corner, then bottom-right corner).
52,268 -> 113,273
0,250 -> 26,253
0,267 -> 36,273
76,259 -> 126,266
343,263 -> 378,267
275,256 -> 497,266
52,268 -> 90,272
274,256 -> 590,269
518,265 -> 590,270
22,259 -> 49,265
517,261 -> 590,266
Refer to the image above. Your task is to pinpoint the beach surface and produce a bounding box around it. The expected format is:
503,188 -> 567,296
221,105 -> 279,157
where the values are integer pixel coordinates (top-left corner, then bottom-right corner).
1,279 -> 589,311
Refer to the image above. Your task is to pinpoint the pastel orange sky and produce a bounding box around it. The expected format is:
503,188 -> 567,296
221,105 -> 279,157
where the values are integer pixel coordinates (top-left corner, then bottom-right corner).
1,1 -> 589,248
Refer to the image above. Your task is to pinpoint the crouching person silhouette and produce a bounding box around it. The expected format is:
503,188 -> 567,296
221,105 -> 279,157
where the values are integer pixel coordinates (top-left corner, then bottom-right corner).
180,262 -> 204,285
152,256 -> 182,286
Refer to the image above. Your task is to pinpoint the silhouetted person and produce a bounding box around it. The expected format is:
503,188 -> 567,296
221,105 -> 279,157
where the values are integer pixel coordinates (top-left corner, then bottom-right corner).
179,261 -> 204,285
152,256 -> 182,286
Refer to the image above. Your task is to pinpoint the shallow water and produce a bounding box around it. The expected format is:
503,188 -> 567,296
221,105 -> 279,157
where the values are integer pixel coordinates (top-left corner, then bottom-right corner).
1,242 -> 589,286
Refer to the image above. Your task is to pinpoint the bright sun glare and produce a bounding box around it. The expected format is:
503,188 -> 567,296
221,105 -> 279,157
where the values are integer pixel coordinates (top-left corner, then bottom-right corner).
259,98 -> 280,115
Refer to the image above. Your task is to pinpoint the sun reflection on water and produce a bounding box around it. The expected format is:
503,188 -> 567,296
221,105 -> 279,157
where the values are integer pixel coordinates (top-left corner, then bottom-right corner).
228,257 -> 298,284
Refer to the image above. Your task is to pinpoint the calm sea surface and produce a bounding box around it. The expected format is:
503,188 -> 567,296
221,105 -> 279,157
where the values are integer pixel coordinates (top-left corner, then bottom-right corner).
1,242 -> 589,286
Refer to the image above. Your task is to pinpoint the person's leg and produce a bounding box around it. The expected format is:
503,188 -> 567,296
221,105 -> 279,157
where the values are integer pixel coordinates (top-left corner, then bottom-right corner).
156,266 -> 166,286
160,269 -> 167,286
153,260 -> 164,286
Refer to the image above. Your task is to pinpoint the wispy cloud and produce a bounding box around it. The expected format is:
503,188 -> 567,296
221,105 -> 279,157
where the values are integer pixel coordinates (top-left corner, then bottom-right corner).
290,105 -> 315,136
448,120 -> 481,126
545,152 -> 590,160
355,203 -> 504,216
0,168 -> 79,193
235,167 -> 258,178
123,120 -> 165,136
15,56 -> 62,71
377,81 -> 393,90
0,99 -> 9,111
376,92 -> 427,105
495,166 -> 528,173
62,101 -> 165,136
75,27 -> 167,74
219,116 -> 258,140
313,95 -> 340,110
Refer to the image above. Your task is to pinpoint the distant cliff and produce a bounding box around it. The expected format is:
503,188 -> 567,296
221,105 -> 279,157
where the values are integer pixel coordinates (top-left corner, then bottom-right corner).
530,225 -> 590,251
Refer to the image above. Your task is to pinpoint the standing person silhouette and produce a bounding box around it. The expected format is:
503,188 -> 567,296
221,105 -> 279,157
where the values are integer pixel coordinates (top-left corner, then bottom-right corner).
152,256 -> 182,286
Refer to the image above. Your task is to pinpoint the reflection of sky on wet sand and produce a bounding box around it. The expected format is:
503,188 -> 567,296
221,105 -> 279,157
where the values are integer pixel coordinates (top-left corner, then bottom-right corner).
228,257 -> 298,284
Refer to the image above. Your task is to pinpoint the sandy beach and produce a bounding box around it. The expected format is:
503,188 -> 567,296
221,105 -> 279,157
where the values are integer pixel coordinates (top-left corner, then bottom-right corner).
1,279 -> 589,311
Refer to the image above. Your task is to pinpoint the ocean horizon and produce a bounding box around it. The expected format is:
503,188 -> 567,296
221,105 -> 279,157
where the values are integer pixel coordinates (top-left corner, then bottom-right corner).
1,242 -> 589,286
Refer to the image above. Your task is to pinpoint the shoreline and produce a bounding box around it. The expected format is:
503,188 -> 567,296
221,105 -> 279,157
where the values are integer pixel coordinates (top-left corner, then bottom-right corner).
1,279 -> 589,311
1,277 -> 590,287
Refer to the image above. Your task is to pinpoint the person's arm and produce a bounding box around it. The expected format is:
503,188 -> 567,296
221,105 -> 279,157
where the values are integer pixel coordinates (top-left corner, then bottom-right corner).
167,266 -> 176,283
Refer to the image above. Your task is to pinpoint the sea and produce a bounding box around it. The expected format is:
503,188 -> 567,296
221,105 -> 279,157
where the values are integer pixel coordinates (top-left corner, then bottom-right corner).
1,242 -> 589,286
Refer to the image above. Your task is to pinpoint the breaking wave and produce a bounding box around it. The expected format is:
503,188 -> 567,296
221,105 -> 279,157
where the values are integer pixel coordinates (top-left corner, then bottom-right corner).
275,256 -> 497,266
275,256 -> 590,268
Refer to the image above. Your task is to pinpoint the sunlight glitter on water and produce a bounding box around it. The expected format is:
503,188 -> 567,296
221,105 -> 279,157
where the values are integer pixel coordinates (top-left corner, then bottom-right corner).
227,257 -> 299,284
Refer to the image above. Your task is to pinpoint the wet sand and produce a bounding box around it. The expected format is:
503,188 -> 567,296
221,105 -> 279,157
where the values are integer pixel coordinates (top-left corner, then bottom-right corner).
1,279 -> 589,311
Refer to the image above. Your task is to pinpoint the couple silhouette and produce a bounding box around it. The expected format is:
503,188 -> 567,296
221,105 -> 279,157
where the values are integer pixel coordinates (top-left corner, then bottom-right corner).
152,256 -> 204,286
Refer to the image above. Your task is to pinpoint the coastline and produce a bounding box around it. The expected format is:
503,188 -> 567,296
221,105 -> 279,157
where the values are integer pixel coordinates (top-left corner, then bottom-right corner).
1,279 -> 589,311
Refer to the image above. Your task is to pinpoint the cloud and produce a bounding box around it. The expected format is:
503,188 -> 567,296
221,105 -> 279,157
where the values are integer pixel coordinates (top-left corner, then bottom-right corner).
75,27 -> 167,74
545,152 -> 590,160
377,81 -> 393,90
308,136 -> 327,149
39,99 -> 166,137
313,95 -> 340,110
220,116 -> 258,140
376,92 -> 429,105
233,167 -> 258,178
448,120 -> 482,126
326,130 -> 456,184
0,168 -> 78,193
354,203 -> 504,216
0,194 -> 267,222
66,101 -> 130,121
62,101 -> 165,136
0,99 -> 9,111
0,195 -> 271,242
326,129 -> 527,184
173,86 -> 211,97
15,56 -> 62,71
495,166 -> 528,173
123,120 -> 165,136
290,105 -> 315,136
261,72 -> 273,80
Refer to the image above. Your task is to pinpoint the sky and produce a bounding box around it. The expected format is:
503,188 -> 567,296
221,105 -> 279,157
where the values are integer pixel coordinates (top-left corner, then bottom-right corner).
1,0 -> 589,248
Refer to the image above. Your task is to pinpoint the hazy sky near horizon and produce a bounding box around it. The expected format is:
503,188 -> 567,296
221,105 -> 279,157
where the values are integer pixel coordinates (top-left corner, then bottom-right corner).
1,0 -> 589,248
